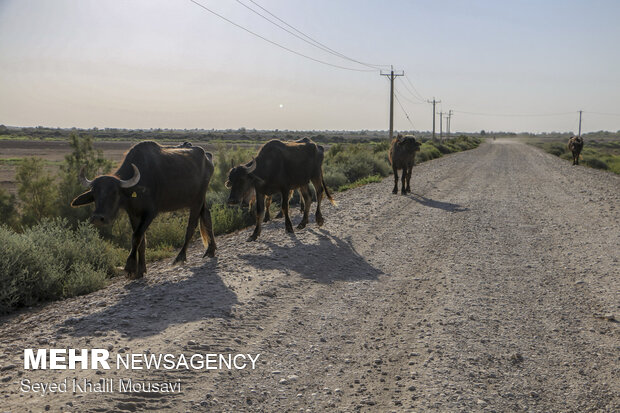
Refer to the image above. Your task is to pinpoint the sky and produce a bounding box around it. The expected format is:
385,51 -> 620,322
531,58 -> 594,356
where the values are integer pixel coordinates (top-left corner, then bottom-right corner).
1,0 -> 619,133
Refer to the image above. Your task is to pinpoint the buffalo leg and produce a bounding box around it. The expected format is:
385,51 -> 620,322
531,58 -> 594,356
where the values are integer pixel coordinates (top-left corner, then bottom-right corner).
311,177 -> 325,226
129,214 -> 147,276
264,195 -> 272,222
125,212 -> 154,278
406,165 -> 413,193
174,206 -> 200,264
297,185 -> 312,229
200,203 -> 216,257
248,192 -> 265,241
281,189 -> 294,233
392,166 -> 399,194
401,167 -> 407,195
299,189 -> 305,214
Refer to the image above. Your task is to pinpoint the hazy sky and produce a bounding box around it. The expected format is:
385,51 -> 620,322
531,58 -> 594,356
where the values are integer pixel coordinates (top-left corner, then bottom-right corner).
1,0 -> 619,133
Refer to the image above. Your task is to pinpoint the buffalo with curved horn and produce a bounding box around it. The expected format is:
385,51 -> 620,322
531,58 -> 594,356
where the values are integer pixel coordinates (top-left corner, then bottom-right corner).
71,141 -> 216,278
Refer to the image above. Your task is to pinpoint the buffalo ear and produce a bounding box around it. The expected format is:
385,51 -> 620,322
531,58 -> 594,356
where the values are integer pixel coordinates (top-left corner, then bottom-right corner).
71,191 -> 94,207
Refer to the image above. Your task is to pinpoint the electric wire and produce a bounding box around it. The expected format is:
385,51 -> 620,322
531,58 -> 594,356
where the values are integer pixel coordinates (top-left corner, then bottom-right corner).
393,92 -> 416,128
245,0 -> 389,70
403,74 -> 427,101
189,0 -> 376,72
452,109 -> 576,118
396,77 -> 426,103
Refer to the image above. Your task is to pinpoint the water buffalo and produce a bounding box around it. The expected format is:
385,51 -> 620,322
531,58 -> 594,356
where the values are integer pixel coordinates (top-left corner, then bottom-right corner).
389,134 -> 421,194
226,139 -> 334,241
71,141 -> 216,278
568,136 -> 584,165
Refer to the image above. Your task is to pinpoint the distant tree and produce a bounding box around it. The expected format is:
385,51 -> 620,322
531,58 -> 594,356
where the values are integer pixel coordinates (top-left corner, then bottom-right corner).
57,133 -> 113,227
0,188 -> 19,229
480,130 -> 486,136
16,157 -> 58,226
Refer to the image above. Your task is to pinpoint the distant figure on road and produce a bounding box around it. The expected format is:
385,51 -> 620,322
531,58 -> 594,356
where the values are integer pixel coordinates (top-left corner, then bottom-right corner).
389,134 -> 421,195
568,136 -> 584,165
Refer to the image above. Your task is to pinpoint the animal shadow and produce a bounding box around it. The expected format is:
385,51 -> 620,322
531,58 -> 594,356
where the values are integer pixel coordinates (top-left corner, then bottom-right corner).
60,257 -> 237,339
410,193 -> 469,212
238,230 -> 384,283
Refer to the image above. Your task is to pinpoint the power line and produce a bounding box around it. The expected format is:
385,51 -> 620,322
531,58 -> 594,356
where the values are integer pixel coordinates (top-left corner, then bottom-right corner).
394,87 -> 425,105
394,93 -> 415,129
403,74 -> 426,101
452,109 -> 575,117
585,111 -> 620,117
189,0 -> 376,72
242,0 -> 388,70
396,77 -> 425,103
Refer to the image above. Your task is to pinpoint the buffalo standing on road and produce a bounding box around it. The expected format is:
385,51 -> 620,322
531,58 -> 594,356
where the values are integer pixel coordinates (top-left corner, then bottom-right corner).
389,134 -> 421,194
568,136 -> 584,165
71,141 -> 216,278
226,139 -> 334,241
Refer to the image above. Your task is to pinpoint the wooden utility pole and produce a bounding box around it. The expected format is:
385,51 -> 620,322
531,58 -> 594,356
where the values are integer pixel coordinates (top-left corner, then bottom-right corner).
446,110 -> 453,138
380,66 -> 404,140
437,111 -> 443,141
578,110 -> 583,137
427,98 -> 441,140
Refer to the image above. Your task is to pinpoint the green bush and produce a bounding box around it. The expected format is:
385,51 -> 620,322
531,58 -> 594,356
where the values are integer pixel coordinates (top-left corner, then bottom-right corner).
0,219 -> 120,314
15,157 -> 58,226
211,203 -> 253,235
0,188 -> 18,230
584,157 -> 608,170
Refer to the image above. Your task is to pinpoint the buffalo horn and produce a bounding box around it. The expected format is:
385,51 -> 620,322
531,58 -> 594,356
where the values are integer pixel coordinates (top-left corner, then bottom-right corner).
79,166 -> 92,187
119,164 -> 141,188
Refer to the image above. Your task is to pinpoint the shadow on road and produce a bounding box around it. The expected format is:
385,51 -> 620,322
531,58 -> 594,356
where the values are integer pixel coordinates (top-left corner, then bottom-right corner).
410,193 -> 469,212
61,257 -> 237,339
238,229 -> 384,284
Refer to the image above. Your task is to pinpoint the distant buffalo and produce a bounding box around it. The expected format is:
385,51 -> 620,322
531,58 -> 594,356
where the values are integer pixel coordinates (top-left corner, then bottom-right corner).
389,134 -> 421,194
71,141 -> 216,278
568,136 -> 584,165
226,138 -> 334,241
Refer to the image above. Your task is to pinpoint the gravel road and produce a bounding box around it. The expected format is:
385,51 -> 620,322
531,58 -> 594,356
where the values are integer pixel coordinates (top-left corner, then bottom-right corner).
1,140 -> 618,412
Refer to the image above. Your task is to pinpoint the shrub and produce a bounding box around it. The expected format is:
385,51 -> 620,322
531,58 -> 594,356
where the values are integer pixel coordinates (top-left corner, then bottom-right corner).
584,157 -> 608,170
15,157 -> 58,226
0,219 -> 120,314
57,133 -> 114,228
0,188 -> 18,230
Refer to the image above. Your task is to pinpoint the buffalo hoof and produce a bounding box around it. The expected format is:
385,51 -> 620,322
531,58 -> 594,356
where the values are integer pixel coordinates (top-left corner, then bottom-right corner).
129,270 -> 144,280
172,252 -> 186,265
392,188 -> 398,194
247,235 -> 258,242
203,247 -> 216,258
263,213 -> 271,223
297,222 -> 307,230
316,216 -> 324,227
285,225 -> 294,234
275,211 -> 284,219
124,257 -> 138,275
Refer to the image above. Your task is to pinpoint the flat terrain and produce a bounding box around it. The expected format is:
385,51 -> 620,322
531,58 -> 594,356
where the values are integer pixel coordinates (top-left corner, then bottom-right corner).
0,140 -> 618,412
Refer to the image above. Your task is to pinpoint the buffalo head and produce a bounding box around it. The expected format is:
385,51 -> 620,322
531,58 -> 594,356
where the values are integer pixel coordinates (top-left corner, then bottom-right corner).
226,159 -> 264,206
400,136 -> 421,152
70,164 -> 141,226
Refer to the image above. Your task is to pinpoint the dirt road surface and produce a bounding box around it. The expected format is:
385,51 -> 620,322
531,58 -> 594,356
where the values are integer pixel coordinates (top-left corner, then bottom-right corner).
1,140 -> 618,412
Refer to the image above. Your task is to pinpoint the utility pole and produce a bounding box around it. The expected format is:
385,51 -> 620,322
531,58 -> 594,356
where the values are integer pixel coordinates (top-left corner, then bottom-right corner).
578,110 -> 583,137
446,110 -> 453,138
380,66 -> 404,140
437,111 -> 443,141
427,98 -> 441,140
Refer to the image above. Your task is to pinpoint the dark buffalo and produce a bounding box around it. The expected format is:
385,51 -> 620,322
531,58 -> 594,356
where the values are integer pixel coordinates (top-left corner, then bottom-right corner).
226,139 -> 334,241
71,141 -> 216,278
389,134 -> 421,194
568,136 -> 584,165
